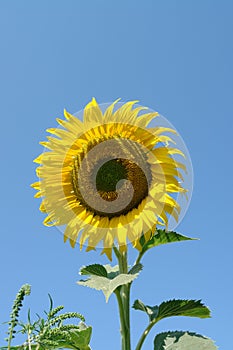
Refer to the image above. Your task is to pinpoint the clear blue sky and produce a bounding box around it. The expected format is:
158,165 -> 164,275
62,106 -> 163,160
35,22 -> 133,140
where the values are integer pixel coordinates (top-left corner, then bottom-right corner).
0,1 -> 232,349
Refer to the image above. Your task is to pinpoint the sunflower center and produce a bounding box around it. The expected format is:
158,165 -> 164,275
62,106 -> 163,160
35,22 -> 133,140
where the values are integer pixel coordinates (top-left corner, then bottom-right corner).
96,159 -> 127,192
71,137 -> 152,218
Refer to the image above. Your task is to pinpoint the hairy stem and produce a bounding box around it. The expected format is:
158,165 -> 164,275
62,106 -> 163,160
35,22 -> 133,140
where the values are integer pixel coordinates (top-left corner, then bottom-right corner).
114,249 -> 131,350
27,330 -> 32,350
7,285 -> 31,350
115,289 -> 127,350
135,251 -> 144,265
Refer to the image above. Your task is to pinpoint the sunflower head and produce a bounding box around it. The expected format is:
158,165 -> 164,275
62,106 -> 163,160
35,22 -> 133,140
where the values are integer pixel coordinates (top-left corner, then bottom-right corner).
32,98 -> 192,260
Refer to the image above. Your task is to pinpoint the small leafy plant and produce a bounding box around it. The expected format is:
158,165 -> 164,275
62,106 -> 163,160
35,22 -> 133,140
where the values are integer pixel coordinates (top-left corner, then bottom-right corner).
1,285 -> 92,350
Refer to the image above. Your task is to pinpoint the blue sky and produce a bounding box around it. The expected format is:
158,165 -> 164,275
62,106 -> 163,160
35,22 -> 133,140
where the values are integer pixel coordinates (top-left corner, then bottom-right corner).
0,0 -> 232,349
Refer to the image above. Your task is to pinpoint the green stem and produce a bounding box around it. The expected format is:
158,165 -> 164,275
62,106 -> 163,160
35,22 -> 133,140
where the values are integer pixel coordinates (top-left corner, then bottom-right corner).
114,249 -> 131,350
135,321 -> 155,350
115,289 -> 127,350
27,328 -> 32,350
124,283 -> 131,349
135,251 -> 144,265
7,321 -> 16,350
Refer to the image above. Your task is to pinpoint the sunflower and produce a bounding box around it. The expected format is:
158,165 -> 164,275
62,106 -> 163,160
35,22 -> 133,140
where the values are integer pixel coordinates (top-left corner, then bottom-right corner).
32,98 -> 187,260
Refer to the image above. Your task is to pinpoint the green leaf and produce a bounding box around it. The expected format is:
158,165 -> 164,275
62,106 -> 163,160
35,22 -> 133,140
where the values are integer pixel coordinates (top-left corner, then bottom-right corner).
157,299 -> 211,321
133,299 -> 159,321
104,264 -> 120,279
133,299 -> 210,322
80,264 -> 108,277
48,293 -> 53,313
154,331 -> 218,350
128,263 -> 143,275
140,229 -> 197,255
78,265 -> 139,302
62,323 -> 92,350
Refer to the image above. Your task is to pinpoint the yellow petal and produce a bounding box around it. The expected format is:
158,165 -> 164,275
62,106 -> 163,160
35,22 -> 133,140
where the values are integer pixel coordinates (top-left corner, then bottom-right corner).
101,247 -> 112,261
43,215 -> 57,227
166,183 -> 187,193
151,127 -> 177,136
103,98 -> 121,122
34,191 -> 43,198
84,97 -> 103,126
64,109 -> 84,132
116,226 -> 127,247
136,112 -> 158,127
40,201 -> 47,213
113,100 -> 139,123
63,219 -> 79,248
31,181 -> 40,190
119,244 -> 127,253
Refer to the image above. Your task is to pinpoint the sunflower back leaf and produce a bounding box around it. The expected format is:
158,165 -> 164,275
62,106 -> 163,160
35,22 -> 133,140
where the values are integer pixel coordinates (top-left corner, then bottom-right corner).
153,331 -> 218,350
78,265 -> 139,302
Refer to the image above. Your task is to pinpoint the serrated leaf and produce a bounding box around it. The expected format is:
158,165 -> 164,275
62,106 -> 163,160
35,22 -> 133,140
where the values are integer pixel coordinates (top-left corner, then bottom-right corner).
78,274 -> 137,302
78,267 -> 139,302
128,263 -> 143,275
80,264 -> 108,277
154,331 -> 218,350
133,299 -> 210,323
140,229 -> 197,255
157,299 -> 211,321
